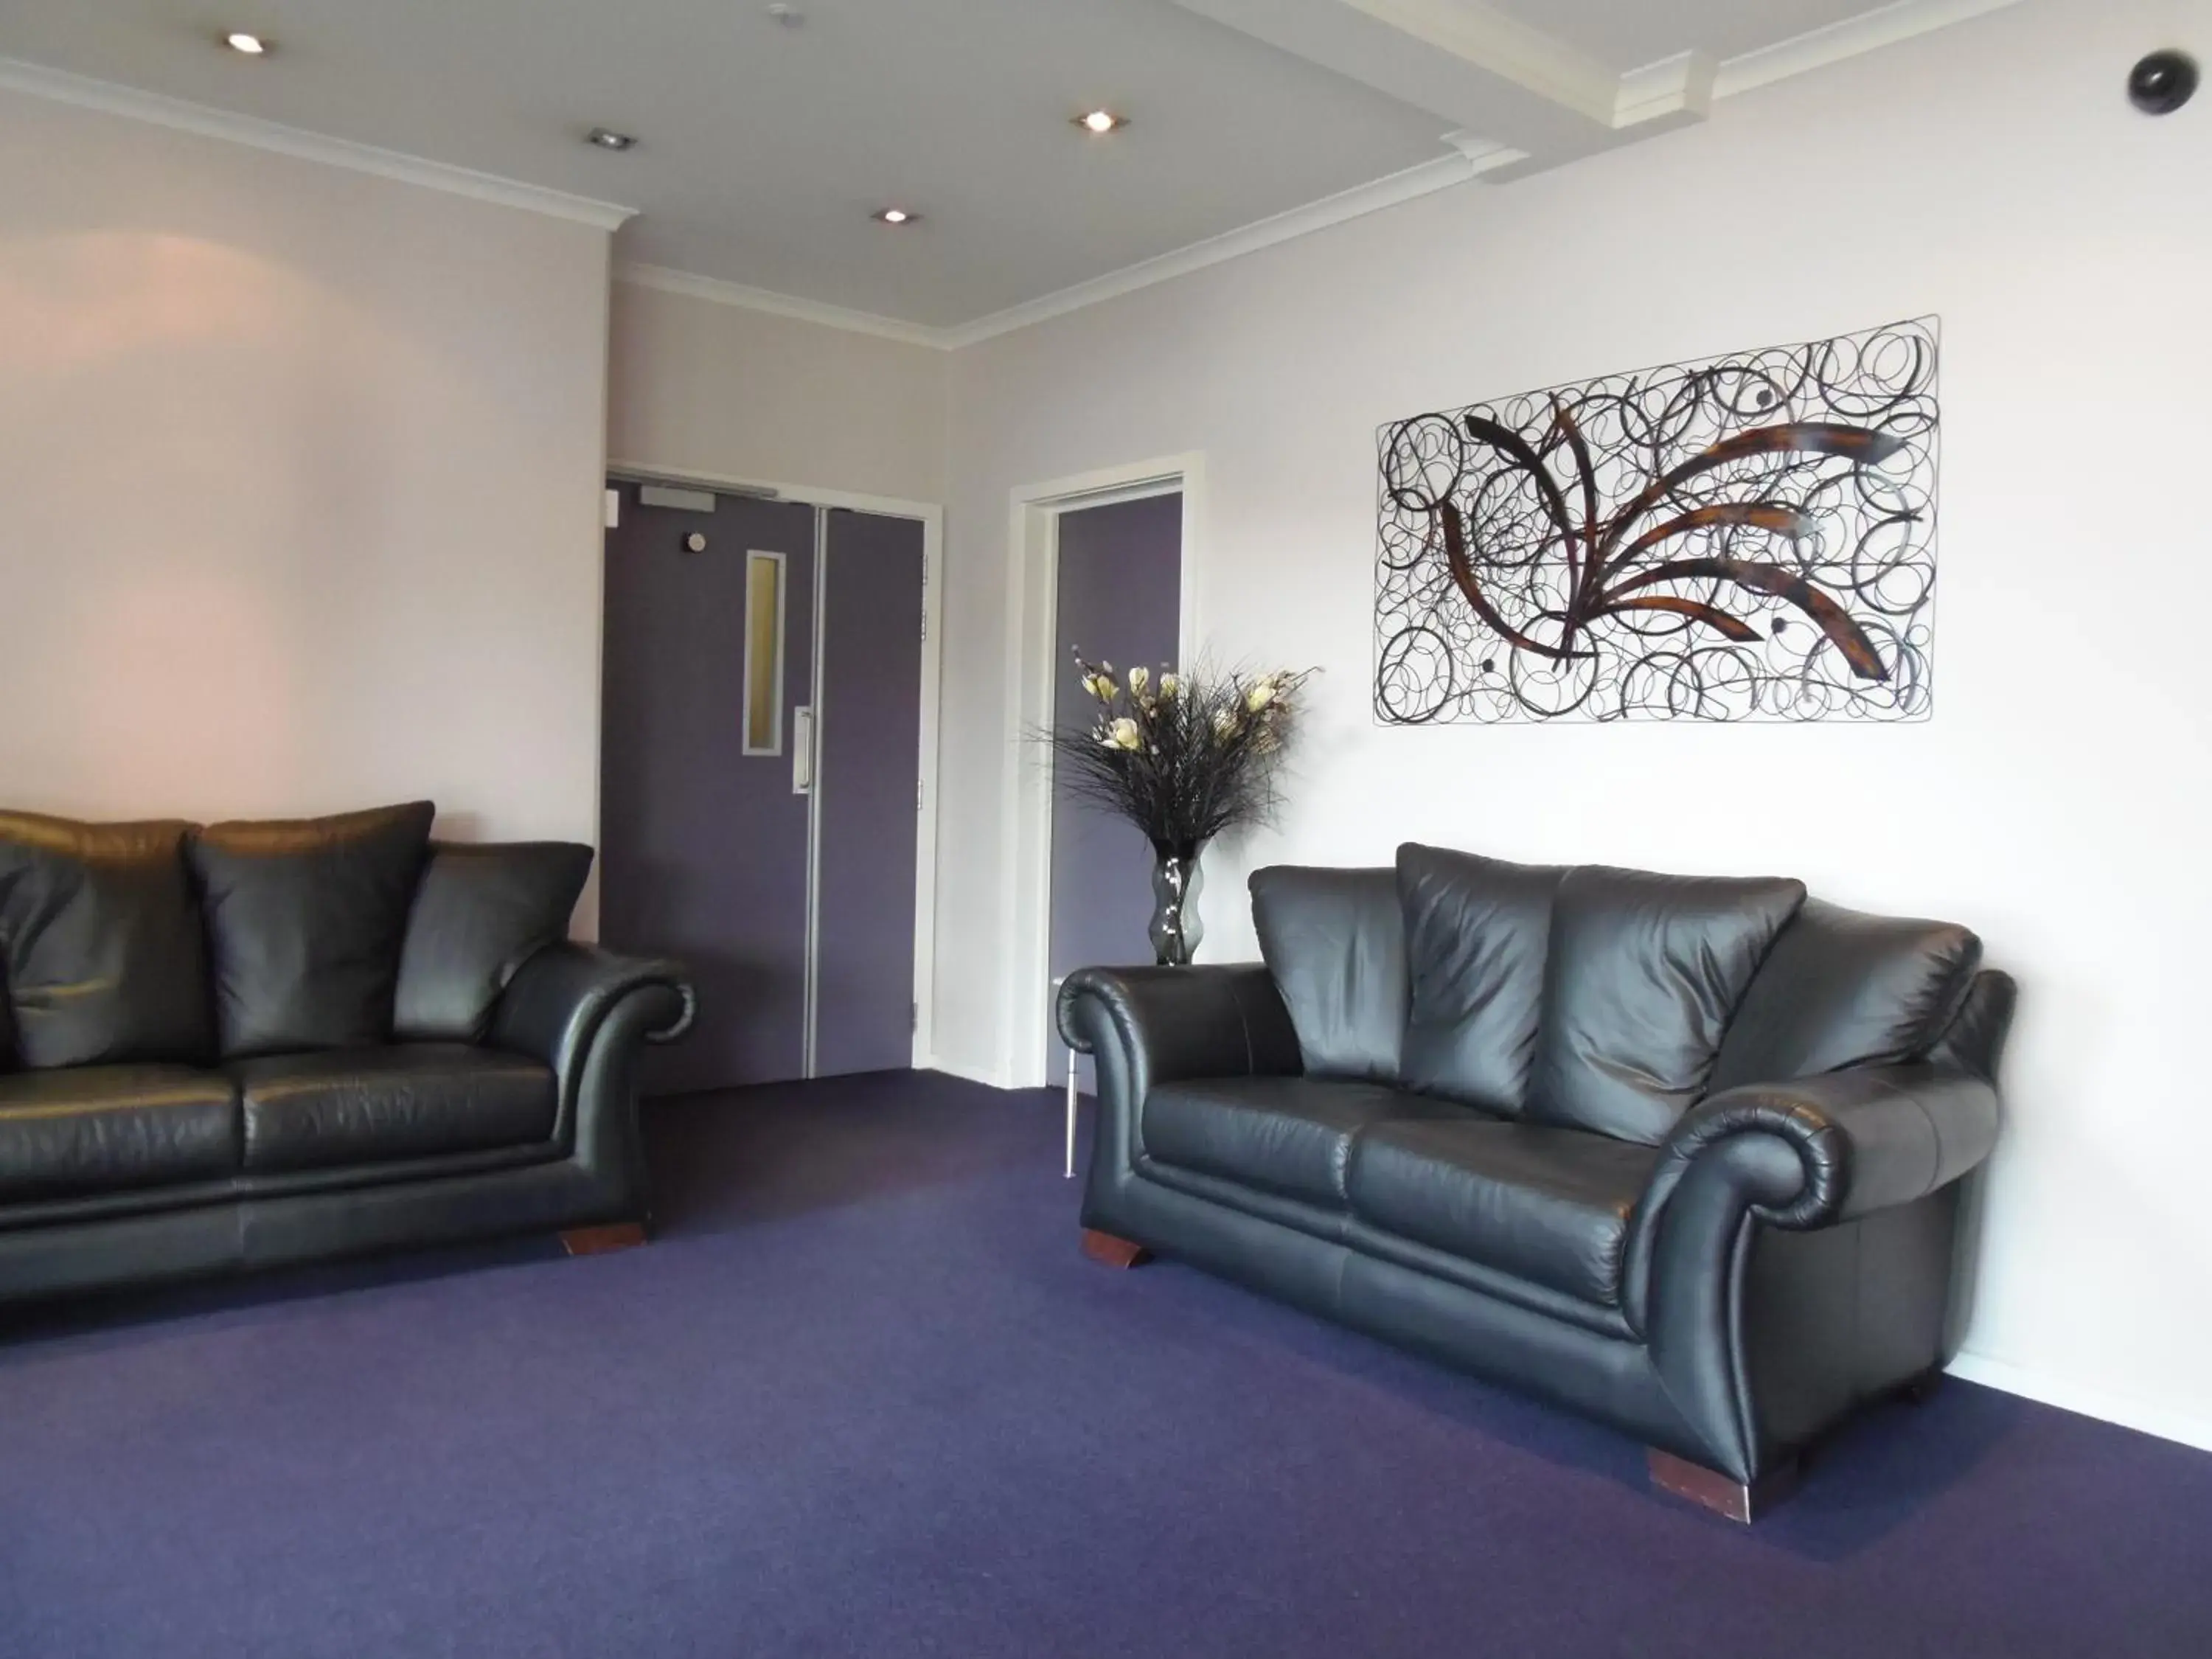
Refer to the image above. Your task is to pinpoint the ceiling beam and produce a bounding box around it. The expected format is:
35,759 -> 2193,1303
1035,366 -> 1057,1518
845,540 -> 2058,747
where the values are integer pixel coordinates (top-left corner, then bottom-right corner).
1169,0 -> 1714,178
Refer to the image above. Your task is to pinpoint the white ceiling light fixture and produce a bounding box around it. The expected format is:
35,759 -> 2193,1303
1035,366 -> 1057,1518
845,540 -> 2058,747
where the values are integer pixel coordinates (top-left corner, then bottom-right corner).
872,207 -> 917,226
1074,109 -> 1127,134
223,31 -> 269,56
587,127 -> 637,151
766,4 -> 805,26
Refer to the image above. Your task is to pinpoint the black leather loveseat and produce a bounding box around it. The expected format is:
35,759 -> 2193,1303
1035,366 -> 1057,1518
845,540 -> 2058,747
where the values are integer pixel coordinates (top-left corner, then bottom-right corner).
0,802 -> 693,1307
1059,844 -> 2013,1520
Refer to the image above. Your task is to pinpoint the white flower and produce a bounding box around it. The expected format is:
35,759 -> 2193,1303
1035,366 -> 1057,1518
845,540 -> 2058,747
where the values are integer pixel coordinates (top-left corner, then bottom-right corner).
1085,673 -> 1116,700
1127,666 -> 1149,695
1101,717 -> 1142,751
1245,678 -> 1279,714
1158,673 -> 1180,698
1212,708 -> 1240,738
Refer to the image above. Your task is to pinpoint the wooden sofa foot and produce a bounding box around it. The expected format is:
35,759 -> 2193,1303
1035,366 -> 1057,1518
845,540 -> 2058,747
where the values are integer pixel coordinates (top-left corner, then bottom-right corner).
1899,1366 -> 1945,1404
1081,1228 -> 1152,1269
561,1222 -> 649,1256
1647,1448 -> 1799,1523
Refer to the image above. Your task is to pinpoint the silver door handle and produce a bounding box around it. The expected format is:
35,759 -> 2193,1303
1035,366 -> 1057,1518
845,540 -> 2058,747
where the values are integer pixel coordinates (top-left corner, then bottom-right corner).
792,706 -> 815,794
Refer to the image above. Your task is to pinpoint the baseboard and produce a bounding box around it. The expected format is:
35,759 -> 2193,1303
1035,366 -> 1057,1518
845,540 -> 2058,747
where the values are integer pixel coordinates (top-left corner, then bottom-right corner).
922,1056 -> 1018,1091
1947,1352 -> 2212,1454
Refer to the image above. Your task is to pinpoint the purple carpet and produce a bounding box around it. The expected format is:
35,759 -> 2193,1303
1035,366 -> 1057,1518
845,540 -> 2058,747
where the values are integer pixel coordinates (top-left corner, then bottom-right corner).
1,1071 -> 2207,1657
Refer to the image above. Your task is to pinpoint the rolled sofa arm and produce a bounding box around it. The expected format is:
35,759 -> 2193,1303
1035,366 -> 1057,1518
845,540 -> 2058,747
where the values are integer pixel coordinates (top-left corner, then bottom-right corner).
1056,964 -> 1300,1085
490,945 -> 694,1220
494,944 -> 695,1063
1643,1062 -> 2000,1235
1058,965 -> 1301,1207
1625,1062 -> 2001,1481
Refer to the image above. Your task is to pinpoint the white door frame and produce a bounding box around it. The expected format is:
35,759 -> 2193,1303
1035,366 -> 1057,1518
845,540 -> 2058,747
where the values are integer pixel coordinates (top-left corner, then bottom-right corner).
605,458 -> 945,1073
998,452 -> 1205,1090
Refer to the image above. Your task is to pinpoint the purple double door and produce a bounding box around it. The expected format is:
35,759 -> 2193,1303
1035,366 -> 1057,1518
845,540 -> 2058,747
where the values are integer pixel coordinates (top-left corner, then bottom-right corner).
600,484 -> 925,1093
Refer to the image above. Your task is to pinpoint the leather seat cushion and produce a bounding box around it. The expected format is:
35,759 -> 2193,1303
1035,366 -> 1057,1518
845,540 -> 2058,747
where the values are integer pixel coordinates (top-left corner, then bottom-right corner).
230,1044 -> 556,1174
191,801 -> 437,1060
1346,1116 -> 1659,1308
1144,1077 -> 1467,1208
0,813 -> 214,1068
0,1065 -> 240,1202
394,841 -> 594,1043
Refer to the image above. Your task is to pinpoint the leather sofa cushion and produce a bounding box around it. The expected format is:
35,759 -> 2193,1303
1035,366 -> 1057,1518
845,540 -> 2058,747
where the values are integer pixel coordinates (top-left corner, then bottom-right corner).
0,813 -> 213,1068
192,802 -> 436,1059
1346,1116 -> 1658,1309
230,1045 -> 557,1174
1708,898 -> 1983,1091
1395,844 -> 1564,1113
0,1065 -> 240,1201
1528,866 -> 1805,1144
1249,866 -> 1406,1081
1144,1077 -> 1464,1208
394,842 -> 593,1043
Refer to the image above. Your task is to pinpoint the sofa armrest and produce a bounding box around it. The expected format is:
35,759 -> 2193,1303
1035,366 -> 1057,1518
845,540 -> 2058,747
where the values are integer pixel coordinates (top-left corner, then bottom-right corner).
1624,1062 -> 1997,1338
1624,1062 -> 2000,1480
1057,965 -> 1301,1217
1056,964 -> 1300,1085
493,943 -> 695,1069
1641,1063 -> 2000,1237
490,943 -> 695,1197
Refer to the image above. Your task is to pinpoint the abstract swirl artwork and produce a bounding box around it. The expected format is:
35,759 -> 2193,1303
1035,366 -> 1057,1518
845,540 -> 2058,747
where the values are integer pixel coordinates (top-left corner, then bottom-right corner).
1374,317 -> 1938,723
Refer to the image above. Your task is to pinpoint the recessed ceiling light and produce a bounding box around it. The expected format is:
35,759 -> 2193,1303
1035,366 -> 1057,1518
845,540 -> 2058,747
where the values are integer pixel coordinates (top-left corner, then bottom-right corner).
1075,109 -> 1127,134
587,128 -> 637,151
224,31 -> 269,55
873,208 -> 917,225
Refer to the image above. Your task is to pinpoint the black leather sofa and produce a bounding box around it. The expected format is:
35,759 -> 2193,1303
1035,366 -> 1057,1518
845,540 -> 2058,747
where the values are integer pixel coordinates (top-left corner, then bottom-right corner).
1059,844 -> 2013,1520
0,803 -> 694,1307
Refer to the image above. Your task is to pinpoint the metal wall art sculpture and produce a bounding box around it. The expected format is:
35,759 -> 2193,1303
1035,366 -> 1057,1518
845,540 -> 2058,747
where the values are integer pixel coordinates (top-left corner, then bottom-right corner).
1374,317 -> 1938,723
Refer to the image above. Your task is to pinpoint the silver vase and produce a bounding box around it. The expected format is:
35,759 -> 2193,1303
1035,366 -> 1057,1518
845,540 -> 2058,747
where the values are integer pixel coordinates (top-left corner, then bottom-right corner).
1147,841 -> 1205,966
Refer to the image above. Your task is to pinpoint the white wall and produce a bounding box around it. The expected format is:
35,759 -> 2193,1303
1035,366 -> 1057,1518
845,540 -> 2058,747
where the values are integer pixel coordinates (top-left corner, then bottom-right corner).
606,277 -> 947,502
0,91 -> 613,871
935,0 -> 2212,1444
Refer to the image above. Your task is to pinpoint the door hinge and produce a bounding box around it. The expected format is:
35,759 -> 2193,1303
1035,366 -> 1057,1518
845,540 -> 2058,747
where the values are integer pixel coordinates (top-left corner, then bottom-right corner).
911,1001 -> 919,1032
916,778 -> 925,810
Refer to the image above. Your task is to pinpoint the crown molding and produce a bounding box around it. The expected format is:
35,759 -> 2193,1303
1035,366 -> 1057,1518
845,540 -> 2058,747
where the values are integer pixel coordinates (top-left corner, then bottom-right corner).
9,0 -> 2009,347
1335,0 -> 1621,122
928,0 -> 2026,349
1712,0 -> 2023,98
613,263 -> 947,349
1614,50 -> 1716,128
620,151 -> 1486,352
0,57 -> 635,230
944,151 -> 1478,348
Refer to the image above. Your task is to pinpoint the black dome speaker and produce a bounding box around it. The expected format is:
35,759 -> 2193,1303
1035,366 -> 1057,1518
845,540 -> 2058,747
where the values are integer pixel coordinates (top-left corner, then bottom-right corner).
2128,49 -> 2199,114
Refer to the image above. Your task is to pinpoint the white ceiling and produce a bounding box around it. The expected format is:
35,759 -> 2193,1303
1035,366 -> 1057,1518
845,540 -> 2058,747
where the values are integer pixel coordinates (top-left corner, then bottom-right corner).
0,1 -> 2011,335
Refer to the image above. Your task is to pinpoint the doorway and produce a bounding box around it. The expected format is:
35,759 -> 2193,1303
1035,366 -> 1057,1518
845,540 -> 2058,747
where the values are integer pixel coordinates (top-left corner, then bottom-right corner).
1047,493 -> 1183,1091
599,476 -> 936,1094
1001,454 -> 1203,1090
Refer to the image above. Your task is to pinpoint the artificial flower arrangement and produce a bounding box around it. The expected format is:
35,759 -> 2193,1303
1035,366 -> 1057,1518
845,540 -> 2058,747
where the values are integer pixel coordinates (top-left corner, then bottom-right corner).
1045,653 -> 1317,964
